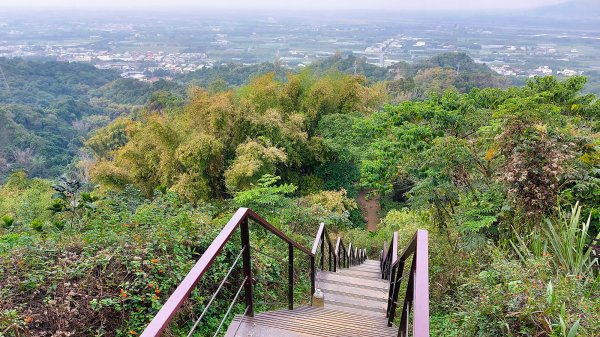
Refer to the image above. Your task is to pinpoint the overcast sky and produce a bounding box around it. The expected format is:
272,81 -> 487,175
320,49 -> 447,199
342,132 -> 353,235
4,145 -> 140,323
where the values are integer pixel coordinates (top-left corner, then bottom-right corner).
0,0 -> 570,11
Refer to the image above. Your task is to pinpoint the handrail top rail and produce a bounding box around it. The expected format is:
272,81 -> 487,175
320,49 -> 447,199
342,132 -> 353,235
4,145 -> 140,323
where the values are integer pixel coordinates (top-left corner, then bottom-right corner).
246,208 -> 313,256
141,207 -> 312,337
334,237 -> 341,256
311,222 -> 326,254
391,229 -> 428,268
311,222 -> 336,256
391,232 -> 398,267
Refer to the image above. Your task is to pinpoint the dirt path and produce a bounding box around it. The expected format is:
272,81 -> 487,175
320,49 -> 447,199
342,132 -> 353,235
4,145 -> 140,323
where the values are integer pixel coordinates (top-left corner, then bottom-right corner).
357,189 -> 381,232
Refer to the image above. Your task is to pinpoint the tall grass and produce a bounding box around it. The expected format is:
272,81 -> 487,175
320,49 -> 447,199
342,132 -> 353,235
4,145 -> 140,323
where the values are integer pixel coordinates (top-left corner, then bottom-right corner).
511,202 -> 599,279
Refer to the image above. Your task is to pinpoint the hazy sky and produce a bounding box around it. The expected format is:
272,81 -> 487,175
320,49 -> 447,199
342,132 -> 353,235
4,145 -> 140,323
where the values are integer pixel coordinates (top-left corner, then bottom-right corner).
0,0 -> 570,11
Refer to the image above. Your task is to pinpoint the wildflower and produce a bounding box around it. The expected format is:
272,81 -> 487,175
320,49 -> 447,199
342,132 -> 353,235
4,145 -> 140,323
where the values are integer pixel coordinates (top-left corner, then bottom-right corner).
123,223 -> 130,227
153,294 -> 159,300
120,289 -> 128,298
148,283 -> 154,288
155,289 -> 161,294
150,258 -> 158,264
24,316 -> 33,324
129,330 -> 137,335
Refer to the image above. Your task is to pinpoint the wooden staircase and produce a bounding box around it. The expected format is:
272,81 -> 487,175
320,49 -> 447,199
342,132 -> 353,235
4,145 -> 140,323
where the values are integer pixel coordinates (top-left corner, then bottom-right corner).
225,259 -> 397,337
140,209 -> 429,337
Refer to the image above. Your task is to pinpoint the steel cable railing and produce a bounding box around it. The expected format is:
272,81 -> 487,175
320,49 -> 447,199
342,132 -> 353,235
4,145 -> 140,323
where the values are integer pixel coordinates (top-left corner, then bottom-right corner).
141,208 -> 313,337
142,208 -> 368,337
185,246 -> 246,337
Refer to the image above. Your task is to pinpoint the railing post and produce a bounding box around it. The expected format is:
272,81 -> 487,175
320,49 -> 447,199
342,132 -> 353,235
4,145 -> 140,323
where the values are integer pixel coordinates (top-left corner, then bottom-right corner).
413,230 -> 430,337
288,242 -> 294,310
240,217 -> 254,317
381,240 -> 387,278
310,255 -> 315,304
399,256 -> 416,335
348,243 -> 352,266
328,235 -> 333,272
344,246 -> 348,268
386,264 -> 395,318
388,260 -> 404,326
333,239 -> 338,273
320,233 -> 325,271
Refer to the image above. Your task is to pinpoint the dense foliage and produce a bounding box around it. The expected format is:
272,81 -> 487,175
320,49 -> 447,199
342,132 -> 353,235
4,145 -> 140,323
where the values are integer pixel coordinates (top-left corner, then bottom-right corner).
88,71 -> 387,202
0,54 -> 598,336
353,75 -> 600,335
0,52 -> 500,181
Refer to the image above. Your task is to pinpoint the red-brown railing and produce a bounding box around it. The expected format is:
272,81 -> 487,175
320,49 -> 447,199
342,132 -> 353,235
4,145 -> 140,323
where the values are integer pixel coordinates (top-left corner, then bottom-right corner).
311,223 -> 367,290
141,209 -> 368,337
140,207 -> 313,337
380,230 -> 429,337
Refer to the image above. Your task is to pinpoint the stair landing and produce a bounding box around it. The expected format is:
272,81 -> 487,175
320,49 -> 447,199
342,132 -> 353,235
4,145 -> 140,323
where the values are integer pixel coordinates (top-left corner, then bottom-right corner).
226,259 -> 396,337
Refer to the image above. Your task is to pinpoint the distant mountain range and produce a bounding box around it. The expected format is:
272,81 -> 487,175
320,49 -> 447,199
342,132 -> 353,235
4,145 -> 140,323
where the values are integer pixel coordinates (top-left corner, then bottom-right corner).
529,0 -> 600,20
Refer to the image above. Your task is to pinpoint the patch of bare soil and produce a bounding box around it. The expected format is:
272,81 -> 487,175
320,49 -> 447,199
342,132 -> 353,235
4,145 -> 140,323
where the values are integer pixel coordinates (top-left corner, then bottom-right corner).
357,189 -> 380,232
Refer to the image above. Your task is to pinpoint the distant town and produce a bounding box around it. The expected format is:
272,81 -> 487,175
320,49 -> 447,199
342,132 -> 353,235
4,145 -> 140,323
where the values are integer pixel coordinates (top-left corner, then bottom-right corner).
1,11 -> 598,83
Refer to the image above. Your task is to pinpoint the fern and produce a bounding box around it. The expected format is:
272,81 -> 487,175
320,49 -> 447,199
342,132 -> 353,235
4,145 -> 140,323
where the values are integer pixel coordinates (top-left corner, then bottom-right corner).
233,175 -> 297,213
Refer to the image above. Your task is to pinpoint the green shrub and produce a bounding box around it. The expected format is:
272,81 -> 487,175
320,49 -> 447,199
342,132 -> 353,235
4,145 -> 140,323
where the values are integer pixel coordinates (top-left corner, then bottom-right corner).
437,250 -> 599,336
53,220 -> 66,231
1,214 -> 14,228
30,219 -> 43,232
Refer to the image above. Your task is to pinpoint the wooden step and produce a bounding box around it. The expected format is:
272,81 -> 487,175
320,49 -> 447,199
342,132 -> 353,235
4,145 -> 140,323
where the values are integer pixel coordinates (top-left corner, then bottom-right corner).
319,280 -> 388,301
224,260 -> 394,336
323,292 -> 387,315
363,259 -> 381,265
322,302 -> 387,317
350,264 -> 381,272
317,271 -> 389,290
336,269 -> 382,279
226,306 -> 397,337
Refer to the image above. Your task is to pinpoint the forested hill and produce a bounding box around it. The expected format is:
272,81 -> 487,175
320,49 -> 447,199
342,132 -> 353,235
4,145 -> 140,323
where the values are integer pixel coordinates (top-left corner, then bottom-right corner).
178,52 -> 505,102
0,58 -> 119,106
0,58 -> 122,179
0,52 -> 503,180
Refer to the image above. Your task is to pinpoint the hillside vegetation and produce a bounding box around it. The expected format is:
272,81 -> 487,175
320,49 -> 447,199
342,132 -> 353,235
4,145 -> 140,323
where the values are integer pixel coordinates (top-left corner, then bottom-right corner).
0,55 -> 598,336
0,53 -> 500,182
0,58 -> 122,178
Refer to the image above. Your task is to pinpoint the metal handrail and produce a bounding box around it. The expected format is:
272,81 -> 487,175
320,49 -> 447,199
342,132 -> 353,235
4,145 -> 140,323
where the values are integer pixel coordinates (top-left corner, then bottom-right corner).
312,223 -> 368,277
380,230 -> 429,337
334,237 -> 348,269
311,222 -> 337,273
141,208 -> 313,337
